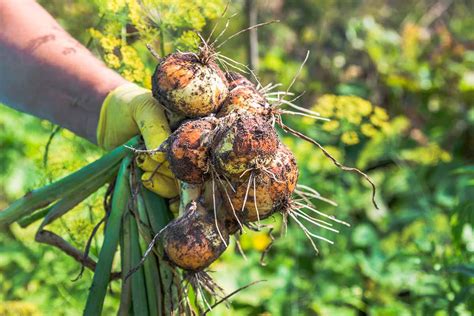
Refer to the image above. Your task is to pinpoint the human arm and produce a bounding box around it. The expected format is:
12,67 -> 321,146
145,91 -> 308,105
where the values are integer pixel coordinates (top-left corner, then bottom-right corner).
0,0 -> 178,198
0,0 -> 127,142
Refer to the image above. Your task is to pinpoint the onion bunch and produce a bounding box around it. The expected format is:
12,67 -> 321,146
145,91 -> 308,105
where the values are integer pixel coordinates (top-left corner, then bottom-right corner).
150,51 -> 317,273
143,45 -> 377,302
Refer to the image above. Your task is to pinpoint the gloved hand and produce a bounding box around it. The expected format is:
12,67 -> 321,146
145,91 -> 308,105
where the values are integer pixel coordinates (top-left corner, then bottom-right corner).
97,83 -> 179,198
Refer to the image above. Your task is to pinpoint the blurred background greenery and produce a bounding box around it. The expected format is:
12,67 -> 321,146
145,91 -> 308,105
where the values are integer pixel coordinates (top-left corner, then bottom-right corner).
1,0 -> 473,315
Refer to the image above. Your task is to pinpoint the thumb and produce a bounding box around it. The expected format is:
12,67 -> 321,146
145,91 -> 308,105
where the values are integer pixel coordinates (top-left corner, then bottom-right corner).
132,90 -> 171,161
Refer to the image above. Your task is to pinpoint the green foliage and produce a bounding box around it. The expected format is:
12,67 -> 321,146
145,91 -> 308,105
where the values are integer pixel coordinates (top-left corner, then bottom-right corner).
1,0 -> 473,315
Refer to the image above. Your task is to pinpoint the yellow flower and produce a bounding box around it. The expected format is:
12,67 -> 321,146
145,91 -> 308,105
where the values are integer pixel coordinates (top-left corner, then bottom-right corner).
120,46 -> 145,72
0,301 -> 41,316
373,106 -> 389,121
313,94 -> 379,122
127,0 -> 149,32
334,98 -> 360,123
341,131 -> 360,145
301,116 -> 314,125
346,114 -> 362,125
143,74 -> 152,89
378,121 -> 392,133
322,120 -> 340,132
239,230 -> 271,251
361,123 -> 378,137
401,143 -> 452,165
107,0 -> 126,13
122,69 -> 134,82
105,53 -> 121,68
357,99 -> 373,116
100,35 -> 121,52
334,107 -> 346,119
104,21 -> 122,35
370,114 -> 386,127
88,28 -> 103,39
131,68 -> 146,83
315,106 -> 333,118
312,95 -> 336,117
175,30 -> 200,50
440,151 -> 452,162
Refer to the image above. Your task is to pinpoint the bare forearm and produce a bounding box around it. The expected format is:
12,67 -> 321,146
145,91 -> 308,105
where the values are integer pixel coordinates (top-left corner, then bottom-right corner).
0,0 -> 127,142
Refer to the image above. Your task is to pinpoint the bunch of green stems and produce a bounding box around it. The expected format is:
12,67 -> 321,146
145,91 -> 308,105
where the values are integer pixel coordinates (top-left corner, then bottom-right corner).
0,137 -> 192,315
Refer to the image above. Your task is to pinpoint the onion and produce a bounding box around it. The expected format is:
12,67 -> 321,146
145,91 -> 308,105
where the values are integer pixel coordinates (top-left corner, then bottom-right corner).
217,86 -> 270,117
162,201 -> 229,271
217,72 -> 270,117
211,113 -> 279,178
166,117 -> 216,184
221,143 -> 298,222
152,52 -> 228,117
225,72 -> 254,90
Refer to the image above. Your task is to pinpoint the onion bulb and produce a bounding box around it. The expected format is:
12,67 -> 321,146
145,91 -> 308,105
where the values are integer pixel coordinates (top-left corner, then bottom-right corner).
166,117 -> 216,184
162,202 -> 229,271
211,113 -> 279,178
222,144 -> 298,222
217,72 -> 270,117
152,52 -> 228,117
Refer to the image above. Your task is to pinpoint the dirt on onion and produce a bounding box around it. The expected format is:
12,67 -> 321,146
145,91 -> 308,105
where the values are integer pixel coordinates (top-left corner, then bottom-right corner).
211,113 -> 279,178
218,72 -> 270,117
221,143 -> 299,222
152,52 -> 228,117
225,72 -> 254,90
166,117 -> 217,184
162,201 -> 229,272
217,85 -> 269,117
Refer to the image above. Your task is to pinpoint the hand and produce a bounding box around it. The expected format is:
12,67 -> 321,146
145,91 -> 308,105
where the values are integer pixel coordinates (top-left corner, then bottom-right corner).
97,83 -> 179,198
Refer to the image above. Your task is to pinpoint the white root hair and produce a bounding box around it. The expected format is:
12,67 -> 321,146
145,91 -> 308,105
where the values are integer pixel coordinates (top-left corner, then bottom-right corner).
252,175 -> 261,228
214,171 -> 244,231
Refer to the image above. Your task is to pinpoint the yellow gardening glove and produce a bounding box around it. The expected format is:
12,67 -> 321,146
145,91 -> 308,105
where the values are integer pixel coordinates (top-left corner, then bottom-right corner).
97,83 -> 179,198
135,154 -> 179,199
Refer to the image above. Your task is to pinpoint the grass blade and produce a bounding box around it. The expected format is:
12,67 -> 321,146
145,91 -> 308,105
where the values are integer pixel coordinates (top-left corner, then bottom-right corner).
83,155 -> 133,315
